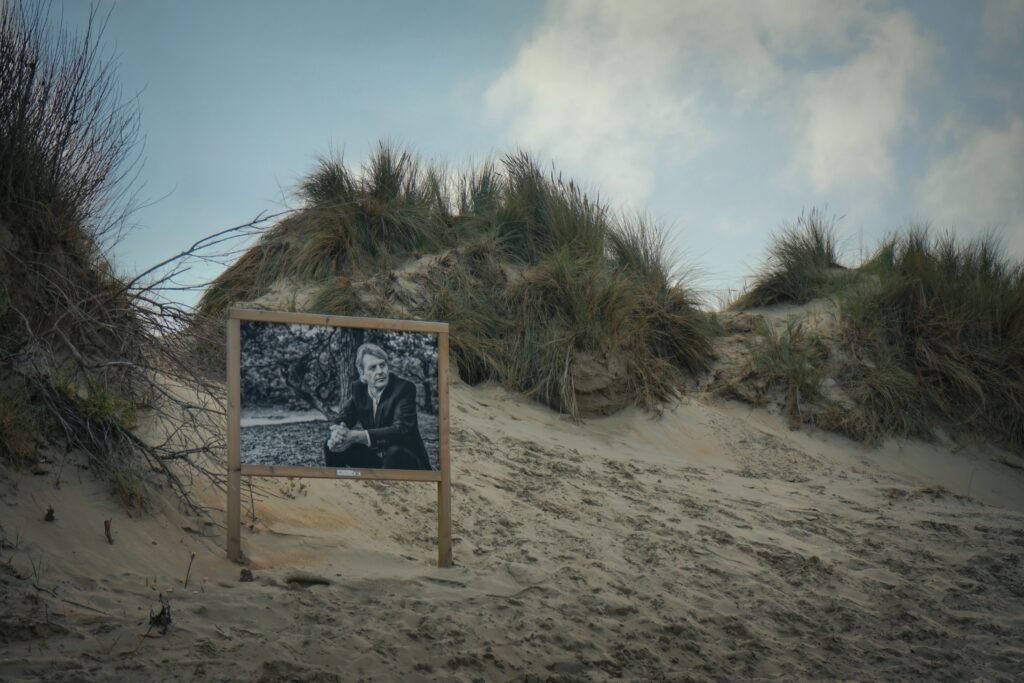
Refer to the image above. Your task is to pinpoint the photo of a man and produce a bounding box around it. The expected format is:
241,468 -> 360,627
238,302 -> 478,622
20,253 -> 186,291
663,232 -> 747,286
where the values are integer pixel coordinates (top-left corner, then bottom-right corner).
238,320 -> 440,471
323,343 -> 432,470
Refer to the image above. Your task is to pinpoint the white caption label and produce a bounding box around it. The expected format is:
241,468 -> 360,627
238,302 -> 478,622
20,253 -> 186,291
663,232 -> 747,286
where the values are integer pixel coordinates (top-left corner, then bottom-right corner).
335,469 -> 361,477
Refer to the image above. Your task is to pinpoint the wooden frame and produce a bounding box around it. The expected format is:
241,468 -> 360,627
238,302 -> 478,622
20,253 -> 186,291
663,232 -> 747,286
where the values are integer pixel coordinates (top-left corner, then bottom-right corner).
226,308 -> 452,567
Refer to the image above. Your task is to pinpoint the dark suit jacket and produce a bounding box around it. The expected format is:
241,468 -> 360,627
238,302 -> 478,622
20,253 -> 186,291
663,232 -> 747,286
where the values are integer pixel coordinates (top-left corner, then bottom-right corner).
336,374 -> 431,470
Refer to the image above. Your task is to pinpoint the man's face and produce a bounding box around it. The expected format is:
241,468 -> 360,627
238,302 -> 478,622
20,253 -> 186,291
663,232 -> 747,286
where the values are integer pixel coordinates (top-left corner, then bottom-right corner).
360,354 -> 389,391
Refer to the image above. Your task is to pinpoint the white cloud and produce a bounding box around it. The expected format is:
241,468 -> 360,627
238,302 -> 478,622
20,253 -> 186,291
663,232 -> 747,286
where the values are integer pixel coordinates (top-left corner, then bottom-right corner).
916,118 -> 1024,256
791,11 -> 931,201
485,1 -> 933,211
484,1 -> 711,206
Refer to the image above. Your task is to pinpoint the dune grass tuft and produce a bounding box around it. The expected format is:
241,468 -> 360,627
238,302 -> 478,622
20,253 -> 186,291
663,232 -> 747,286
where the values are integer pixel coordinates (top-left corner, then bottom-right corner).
201,146 -> 717,416
423,233 -> 513,386
819,349 -> 930,444
736,213 -> 1024,450
198,142 -> 451,322
837,229 -> 1024,449
0,2 -> 139,239
746,319 -> 828,427
733,209 -> 848,308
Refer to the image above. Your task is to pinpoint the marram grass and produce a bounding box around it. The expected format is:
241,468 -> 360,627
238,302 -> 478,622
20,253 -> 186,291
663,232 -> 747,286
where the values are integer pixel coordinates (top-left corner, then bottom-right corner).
199,144 -> 718,417
739,215 -> 1024,451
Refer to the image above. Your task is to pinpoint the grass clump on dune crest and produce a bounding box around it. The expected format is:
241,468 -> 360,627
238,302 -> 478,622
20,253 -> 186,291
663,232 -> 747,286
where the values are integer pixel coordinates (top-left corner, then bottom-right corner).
431,153 -> 717,415
422,156 -> 716,415
200,145 -> 717,417
837,229 -> 1024,449
733,209 -> 847,309
293,144 -> 452,271
737,213 -> 1024,451
199,143 -> 449,321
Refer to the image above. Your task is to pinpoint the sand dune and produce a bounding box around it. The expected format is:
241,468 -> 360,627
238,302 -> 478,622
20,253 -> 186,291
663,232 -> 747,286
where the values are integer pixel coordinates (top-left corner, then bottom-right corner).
2,379 -> 1023,681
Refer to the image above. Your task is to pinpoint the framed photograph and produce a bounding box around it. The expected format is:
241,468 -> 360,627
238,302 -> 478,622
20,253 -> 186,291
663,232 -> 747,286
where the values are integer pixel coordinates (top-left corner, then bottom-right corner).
225,308 -> 451,565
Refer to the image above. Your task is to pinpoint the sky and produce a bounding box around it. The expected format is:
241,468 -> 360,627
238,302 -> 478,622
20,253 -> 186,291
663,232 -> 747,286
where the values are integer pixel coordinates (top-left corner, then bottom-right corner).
55,0 -> 1024,308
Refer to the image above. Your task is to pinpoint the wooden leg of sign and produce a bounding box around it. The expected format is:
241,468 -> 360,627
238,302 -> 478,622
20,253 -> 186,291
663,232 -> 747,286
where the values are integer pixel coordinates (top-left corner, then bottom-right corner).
437,331 -> 452,568
226,315 -> 242,562
437,477 -> 452,568
227,466 -> 241,562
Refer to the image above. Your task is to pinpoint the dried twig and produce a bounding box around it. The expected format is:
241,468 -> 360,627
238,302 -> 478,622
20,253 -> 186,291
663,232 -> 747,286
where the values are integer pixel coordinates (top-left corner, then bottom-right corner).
183,551 -> 196,589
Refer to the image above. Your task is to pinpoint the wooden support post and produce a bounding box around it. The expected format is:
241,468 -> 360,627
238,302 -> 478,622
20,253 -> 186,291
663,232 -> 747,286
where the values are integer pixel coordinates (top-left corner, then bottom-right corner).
437,331 -> 453,568
438,480 -> 451,567
226,316 -> 242,562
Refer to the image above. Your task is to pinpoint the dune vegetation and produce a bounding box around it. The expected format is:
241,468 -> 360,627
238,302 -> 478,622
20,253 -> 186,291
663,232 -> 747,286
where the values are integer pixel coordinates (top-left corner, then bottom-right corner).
0,2 -> 221,506
199,144 -> 719,417
731,209 -> 849,309
1,1 -> 141,477
733,212 -> 1024,451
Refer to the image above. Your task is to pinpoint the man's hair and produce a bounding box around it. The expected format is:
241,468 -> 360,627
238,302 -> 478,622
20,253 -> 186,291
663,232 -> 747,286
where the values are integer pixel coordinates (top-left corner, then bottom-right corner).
355,343 -> 389,373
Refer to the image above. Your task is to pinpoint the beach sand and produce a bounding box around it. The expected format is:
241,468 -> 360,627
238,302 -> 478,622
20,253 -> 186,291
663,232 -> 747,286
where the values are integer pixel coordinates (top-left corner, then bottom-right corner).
2,379 -> 1023,681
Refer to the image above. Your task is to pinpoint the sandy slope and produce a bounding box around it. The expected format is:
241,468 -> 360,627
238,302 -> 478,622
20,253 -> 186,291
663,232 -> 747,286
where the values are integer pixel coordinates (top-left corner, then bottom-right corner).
2,379 -> 1023,682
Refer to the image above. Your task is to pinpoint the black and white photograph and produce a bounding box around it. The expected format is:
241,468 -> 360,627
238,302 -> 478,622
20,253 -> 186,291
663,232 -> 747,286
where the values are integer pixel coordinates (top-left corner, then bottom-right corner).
239,319 -> 441,471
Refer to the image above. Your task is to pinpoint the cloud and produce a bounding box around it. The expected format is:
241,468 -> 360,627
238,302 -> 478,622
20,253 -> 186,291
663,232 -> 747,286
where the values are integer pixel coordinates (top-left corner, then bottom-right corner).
791,11 -> 931,201
484,1 -> 711,206
485,1 -> 933,212
915,117 -> 1024,256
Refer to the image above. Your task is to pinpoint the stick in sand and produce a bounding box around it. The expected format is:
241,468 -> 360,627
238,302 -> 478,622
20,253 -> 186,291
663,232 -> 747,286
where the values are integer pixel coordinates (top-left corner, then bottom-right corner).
183,551 -> 197,589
